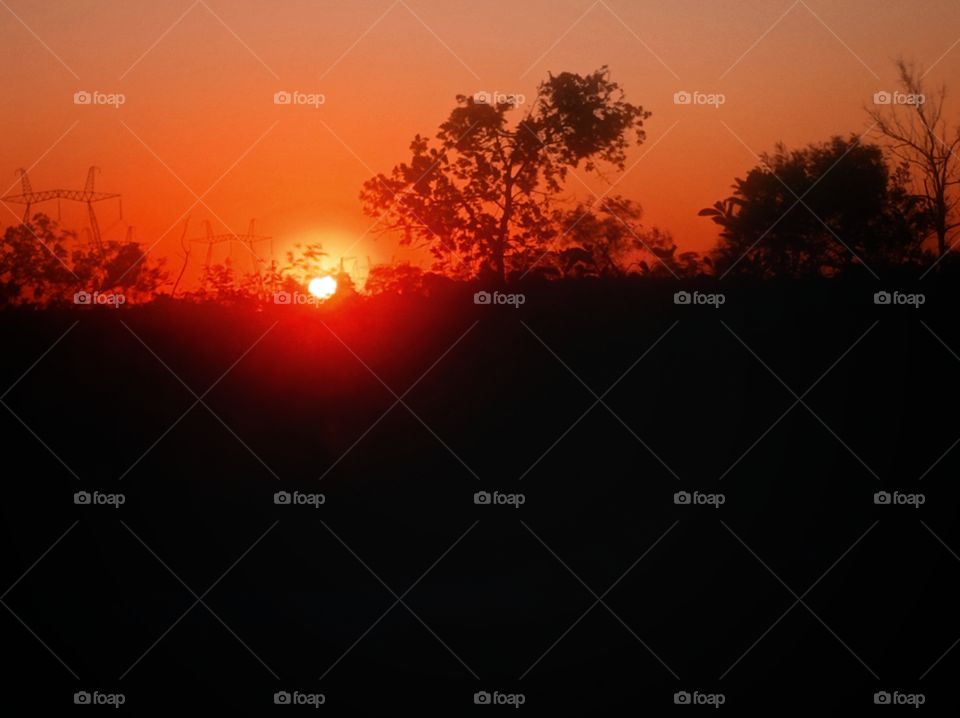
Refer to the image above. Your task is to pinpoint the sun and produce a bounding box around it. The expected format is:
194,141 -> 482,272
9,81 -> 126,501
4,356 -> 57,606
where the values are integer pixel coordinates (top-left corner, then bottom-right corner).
308,275 -> 337,300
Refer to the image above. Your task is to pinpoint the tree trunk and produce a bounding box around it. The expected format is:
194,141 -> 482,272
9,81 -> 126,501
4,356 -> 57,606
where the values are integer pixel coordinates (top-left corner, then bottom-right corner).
493,244 -> 505,285
493,173 -> 513,286
937,187 -> 948,258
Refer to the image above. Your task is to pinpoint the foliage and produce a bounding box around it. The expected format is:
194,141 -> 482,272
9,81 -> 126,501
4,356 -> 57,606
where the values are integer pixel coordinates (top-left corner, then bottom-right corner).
364,262 -> 425,295
0,214 -> 168,306
541,197 -> 703,279
360,66 -> 650,282
702,136 -> 930,277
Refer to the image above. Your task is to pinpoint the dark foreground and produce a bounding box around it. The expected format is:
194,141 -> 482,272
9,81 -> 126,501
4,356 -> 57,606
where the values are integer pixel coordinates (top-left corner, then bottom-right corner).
1,278 -> 958,714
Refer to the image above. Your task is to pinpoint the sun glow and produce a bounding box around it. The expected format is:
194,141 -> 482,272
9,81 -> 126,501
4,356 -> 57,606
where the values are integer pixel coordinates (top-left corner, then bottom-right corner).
308,275 -> 338,300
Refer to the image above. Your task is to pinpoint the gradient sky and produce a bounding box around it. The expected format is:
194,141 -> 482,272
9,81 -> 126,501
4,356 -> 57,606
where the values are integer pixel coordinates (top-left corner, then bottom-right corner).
2,0 -> 960,285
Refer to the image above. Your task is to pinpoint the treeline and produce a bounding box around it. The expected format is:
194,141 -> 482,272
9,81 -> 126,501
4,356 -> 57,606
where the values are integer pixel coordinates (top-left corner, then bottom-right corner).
2,62 -> 958,306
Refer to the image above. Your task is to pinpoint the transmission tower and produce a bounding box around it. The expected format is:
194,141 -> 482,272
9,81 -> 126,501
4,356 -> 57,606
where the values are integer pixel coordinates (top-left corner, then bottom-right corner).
190,220 -> 272,269
183,219 -> 273,292
1,167 -> 122,254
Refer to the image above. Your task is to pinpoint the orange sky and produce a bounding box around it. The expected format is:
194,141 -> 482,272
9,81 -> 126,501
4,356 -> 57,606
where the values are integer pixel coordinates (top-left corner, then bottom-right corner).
3,0 -> 960,286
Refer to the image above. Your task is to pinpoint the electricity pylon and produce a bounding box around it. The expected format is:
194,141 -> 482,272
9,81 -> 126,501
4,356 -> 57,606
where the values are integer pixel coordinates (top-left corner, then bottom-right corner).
1,167 -> 122,255
174,218 -> 272,294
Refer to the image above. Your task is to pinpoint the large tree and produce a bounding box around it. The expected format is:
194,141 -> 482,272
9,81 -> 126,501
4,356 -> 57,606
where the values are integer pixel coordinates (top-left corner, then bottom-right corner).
702,136 -> 930,277
360,66 -> 650,283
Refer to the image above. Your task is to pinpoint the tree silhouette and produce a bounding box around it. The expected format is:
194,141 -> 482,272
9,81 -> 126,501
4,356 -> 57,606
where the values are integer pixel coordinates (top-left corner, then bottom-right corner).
360,66 -> 650,283
364,262 -> 426,295
866,59 -> 960,261
0,215 -> 74,304
1,214 -> 167,305
561,197 -> 702,277
702,136 -> 929,277
73,237 -> 167,299
281,242 -> 329,284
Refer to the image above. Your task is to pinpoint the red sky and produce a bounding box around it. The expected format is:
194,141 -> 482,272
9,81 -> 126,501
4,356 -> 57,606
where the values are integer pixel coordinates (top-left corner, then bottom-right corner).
2,0 -> 960,285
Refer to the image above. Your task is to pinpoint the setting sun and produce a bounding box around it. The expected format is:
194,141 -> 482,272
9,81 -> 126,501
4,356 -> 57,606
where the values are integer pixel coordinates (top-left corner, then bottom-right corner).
308,275 -> 337,300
